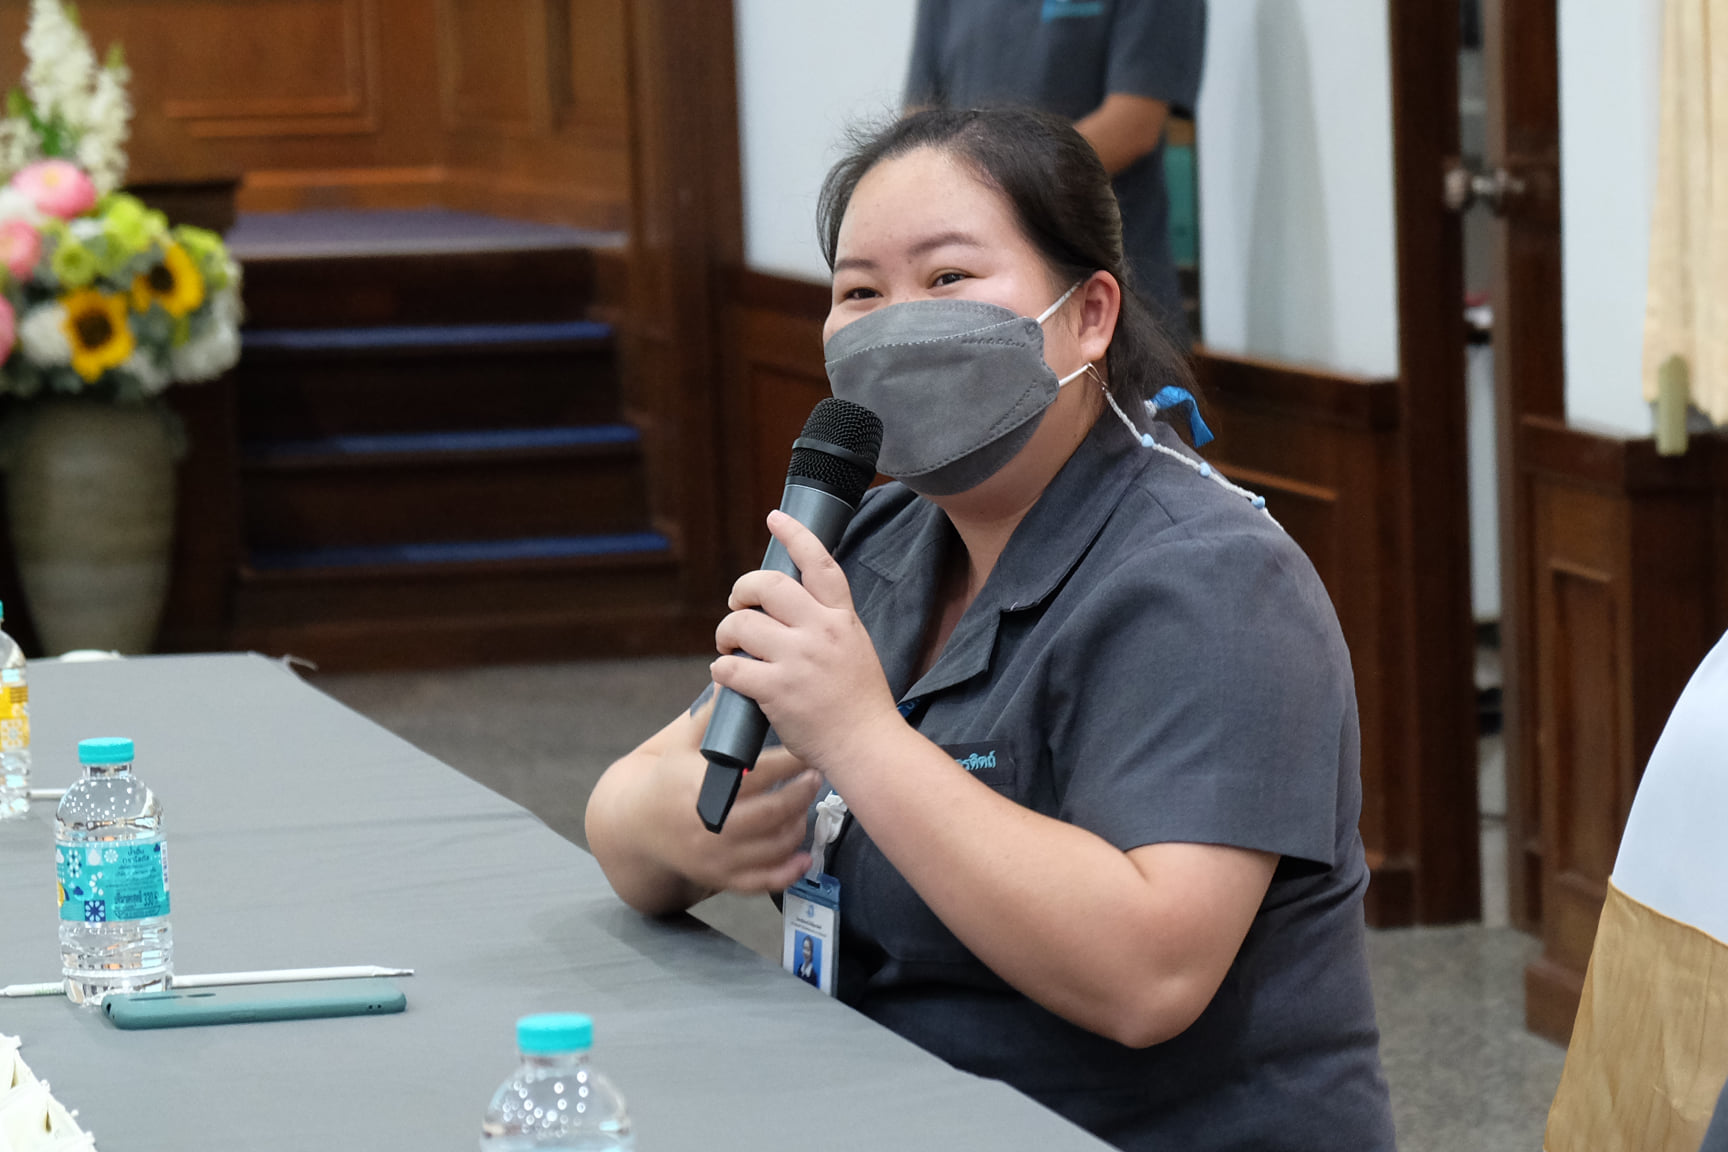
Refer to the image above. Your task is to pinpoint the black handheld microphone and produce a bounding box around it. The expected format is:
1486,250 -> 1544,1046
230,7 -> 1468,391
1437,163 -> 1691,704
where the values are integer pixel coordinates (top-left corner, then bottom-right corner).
697,398 -> 883,833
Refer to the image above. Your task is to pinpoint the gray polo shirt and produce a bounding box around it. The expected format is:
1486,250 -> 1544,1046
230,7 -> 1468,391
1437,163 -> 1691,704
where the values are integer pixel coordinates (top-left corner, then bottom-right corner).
904,0 -> 1206,337
808,418 -> 1396,1151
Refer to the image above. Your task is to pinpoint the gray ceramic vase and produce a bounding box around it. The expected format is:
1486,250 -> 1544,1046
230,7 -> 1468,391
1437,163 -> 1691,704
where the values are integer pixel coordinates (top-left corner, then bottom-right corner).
4,399 -> 178,655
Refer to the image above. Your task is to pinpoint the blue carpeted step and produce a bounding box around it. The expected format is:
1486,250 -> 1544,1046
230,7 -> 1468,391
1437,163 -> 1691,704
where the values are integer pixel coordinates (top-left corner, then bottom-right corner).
250,532 -> 671,572
249,424 -> 638,461
242,320 -> 612,355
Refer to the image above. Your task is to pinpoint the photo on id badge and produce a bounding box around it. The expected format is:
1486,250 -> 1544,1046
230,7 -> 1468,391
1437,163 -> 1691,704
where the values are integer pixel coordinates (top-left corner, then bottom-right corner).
783,875 -> 838,995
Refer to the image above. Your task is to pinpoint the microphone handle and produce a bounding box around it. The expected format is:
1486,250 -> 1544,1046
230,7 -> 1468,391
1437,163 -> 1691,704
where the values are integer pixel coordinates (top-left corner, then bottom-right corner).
697,481 -> 859,833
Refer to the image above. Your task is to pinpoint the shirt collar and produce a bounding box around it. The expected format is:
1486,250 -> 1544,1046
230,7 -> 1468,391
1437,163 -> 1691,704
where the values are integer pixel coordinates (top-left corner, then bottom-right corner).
848,415 -> 1151,700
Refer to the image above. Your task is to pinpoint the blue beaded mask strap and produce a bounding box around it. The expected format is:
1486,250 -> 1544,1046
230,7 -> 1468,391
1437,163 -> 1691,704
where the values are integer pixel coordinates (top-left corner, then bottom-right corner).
1090,368 -> 1279,526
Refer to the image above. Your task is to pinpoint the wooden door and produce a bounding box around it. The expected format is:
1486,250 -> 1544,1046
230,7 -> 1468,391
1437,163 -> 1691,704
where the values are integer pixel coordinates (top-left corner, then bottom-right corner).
1478,0 -> 1565,939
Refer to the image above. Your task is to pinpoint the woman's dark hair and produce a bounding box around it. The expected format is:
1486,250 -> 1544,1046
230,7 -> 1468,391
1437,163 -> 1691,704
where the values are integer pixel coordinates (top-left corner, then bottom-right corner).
817,105 -> 1195,432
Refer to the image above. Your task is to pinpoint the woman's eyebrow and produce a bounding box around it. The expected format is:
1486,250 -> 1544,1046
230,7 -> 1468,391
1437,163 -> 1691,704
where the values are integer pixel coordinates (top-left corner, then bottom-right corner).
833,231 -> 985,276
907,230 -> 984,256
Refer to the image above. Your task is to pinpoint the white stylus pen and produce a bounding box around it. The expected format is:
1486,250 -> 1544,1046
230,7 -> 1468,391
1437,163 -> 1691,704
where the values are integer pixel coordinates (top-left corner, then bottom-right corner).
0,965 -> 415,998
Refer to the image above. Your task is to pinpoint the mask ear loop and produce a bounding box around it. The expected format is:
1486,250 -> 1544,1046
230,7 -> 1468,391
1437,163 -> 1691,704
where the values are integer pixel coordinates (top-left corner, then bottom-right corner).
1036,281 -> 1084,326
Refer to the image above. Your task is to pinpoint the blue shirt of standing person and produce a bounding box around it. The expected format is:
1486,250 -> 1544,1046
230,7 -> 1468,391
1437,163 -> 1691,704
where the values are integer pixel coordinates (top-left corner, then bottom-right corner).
905,0 -> 1206,342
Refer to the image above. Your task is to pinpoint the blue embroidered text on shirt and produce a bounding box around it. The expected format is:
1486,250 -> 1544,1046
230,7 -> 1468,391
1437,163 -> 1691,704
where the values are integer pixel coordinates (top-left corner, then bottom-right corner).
1042,0 -> 1105,19
957,751 -> 997,772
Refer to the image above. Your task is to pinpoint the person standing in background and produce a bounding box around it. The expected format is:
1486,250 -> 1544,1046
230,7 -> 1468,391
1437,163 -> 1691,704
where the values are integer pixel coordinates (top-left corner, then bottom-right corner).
905,0 -> 1206,345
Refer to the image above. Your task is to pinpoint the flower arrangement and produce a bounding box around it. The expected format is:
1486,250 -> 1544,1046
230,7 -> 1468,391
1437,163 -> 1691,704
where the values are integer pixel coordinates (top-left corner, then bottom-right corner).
0,0 -> 240,403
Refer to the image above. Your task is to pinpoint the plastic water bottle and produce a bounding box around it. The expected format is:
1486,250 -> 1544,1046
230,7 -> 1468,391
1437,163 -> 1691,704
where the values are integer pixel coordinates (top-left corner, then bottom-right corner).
0,602 -> 30,820
481,1014 -> 634,1150
55,738 -> 172,1005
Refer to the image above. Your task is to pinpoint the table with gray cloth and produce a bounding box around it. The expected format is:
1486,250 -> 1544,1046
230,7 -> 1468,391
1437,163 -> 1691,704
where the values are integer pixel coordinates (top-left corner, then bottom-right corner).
0,654 -> 1110,1151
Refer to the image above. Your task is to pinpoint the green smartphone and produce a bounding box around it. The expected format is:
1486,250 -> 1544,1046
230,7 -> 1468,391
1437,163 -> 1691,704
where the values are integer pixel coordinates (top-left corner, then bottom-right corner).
103,978 -> 405,1030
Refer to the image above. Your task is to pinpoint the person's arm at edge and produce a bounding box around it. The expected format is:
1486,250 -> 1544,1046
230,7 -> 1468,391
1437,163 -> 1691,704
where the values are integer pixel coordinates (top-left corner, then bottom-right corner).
586,710 -> 717,915
585,704 -> 819,917
1074,92 -> 1170,175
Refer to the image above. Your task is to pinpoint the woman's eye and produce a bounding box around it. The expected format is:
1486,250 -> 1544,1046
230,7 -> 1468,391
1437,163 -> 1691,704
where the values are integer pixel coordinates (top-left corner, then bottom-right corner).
933,271 -> 968,287
841,285 -> 879,302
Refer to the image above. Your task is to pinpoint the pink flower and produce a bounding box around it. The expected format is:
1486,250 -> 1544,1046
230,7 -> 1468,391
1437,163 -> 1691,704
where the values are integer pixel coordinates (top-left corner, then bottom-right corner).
0,221 -> 41,280
11,161 -> 97,221
0,296 -> 17,364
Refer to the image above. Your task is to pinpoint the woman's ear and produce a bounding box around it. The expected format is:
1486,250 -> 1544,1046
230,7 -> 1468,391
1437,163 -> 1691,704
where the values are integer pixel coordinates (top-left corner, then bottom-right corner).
1076,270 -> 1121,365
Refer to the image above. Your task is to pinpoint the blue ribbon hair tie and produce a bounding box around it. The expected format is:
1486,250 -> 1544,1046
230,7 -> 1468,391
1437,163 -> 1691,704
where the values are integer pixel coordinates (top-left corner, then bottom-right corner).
1147,385 -> 1214,448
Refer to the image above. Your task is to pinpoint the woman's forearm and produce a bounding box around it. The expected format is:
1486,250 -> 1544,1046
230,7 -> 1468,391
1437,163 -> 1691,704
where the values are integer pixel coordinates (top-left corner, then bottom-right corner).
585,749 -> 713,917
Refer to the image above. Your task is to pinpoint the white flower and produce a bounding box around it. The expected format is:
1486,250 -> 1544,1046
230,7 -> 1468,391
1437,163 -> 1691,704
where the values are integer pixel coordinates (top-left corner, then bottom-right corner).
0,186 -> 44,227
209,287 -> 242,327
18,303 -> 70,366
23,0 -> 97,132
76,56 -> 130,194
169,290 -> 241,382
123,349 -> 167,394
0,120 -> 39,185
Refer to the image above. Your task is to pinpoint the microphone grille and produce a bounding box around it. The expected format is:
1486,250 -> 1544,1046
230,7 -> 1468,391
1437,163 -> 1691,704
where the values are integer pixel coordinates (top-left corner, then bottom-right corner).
787,398 -> 883,506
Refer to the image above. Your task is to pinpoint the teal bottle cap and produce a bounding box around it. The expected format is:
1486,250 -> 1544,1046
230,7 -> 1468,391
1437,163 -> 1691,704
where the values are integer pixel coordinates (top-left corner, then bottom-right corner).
517,1013 -> 593,1054
78,737 -> 135,765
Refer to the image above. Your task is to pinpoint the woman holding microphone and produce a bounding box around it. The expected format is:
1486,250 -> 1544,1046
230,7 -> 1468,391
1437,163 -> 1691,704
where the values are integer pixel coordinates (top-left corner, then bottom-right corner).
586,107 -> 1396,1151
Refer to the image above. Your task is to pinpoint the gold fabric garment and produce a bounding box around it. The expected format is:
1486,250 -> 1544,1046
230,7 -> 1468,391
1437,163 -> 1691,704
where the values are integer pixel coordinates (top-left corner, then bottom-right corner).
1545,881 -> 1728,1152
1643,0 -> 1728,425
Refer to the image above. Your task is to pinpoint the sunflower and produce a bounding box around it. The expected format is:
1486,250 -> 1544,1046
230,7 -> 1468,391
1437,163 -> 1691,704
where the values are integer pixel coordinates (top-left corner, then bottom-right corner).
131,243 -> 205,319
62,289 -> 135,383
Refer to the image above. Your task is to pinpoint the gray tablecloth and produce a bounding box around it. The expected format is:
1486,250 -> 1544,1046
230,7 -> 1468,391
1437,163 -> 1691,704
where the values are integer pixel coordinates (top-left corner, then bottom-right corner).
0,654 -> 1108,1151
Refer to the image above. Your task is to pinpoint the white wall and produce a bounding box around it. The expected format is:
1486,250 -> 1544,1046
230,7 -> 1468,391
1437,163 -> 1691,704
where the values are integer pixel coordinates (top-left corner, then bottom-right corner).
734,1 -> 919,282
1558,0 -> 1664,435
1196,0 -> 1400,380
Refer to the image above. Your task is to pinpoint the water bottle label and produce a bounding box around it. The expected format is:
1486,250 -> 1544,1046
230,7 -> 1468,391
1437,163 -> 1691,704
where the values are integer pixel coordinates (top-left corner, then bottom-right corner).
56,838 -> 170,923
0,668 -> 27,753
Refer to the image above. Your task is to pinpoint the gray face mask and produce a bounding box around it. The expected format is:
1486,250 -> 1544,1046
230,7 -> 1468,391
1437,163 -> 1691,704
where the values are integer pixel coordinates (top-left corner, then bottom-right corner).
823,285 -> 1088,496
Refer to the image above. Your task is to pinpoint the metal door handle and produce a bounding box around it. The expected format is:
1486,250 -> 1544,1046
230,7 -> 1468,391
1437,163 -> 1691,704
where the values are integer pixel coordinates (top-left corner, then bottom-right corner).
1443,164 -> 1528,215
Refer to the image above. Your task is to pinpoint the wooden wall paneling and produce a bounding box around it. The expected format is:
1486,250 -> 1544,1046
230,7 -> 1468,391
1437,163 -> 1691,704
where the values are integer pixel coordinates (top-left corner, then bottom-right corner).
0,0 -> 635,223
1387,0 -> 1482,924
161,0 -> 382,138
438,0 -> 559,136
720,272 -> 833,576
439,0 -> 632,228
622,0 -> 742,634
1520,417 -> 1724,1043
0,0 -> 446,187
1196,351 -> 1417,921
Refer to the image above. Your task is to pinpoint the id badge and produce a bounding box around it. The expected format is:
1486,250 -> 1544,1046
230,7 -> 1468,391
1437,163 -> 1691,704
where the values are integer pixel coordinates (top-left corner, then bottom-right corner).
782,873 -> 840,996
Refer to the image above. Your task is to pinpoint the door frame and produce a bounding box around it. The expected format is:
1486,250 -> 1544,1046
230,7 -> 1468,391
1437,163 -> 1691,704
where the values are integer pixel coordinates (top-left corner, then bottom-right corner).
1383,0 -> 1483,923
